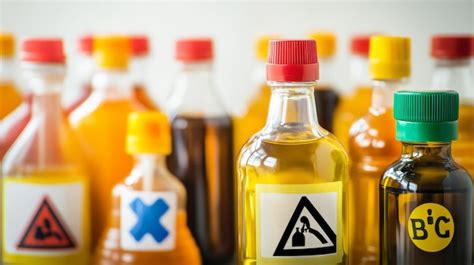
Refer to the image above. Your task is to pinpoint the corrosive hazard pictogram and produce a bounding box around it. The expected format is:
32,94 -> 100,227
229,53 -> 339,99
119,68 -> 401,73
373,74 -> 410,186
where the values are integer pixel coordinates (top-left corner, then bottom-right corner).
274,196 -> 336,256
17,196 -> 76,250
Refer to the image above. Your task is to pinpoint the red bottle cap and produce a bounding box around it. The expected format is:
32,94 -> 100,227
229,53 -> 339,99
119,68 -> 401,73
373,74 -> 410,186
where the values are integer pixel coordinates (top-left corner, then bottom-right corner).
350,35 -> 371,56
431,35 -> 471,60
131,35 -> 149,56
267,39 -> 319,82
471,35 -> 474,57
22,38 -> 65,63
176,38 -> 213,62
78,35 -> 93,55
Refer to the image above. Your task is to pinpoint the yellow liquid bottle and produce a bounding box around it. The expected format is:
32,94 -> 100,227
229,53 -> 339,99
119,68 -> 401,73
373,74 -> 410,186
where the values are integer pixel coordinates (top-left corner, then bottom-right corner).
334,35 -> 373,147
69,35 -> 144,246
0,33 -> 22,119
430,34 -> 474,263
2,38 -> 90,265
94,112 -> 201,265
347,36 -> 410,265
238,40 -> 349,265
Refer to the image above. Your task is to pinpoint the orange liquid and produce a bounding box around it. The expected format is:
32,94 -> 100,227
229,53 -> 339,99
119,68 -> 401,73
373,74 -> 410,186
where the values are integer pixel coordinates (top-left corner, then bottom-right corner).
133,84 -> 157,110
70,99 -> 142,246
0,81 -> 22,119
94,211 -> 201,265
347,107 -> 400,265
334,86 -> 372,148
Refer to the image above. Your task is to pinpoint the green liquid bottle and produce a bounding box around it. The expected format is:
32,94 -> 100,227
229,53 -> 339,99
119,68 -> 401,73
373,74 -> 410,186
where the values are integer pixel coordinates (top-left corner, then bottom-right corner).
380,90 -> 472,265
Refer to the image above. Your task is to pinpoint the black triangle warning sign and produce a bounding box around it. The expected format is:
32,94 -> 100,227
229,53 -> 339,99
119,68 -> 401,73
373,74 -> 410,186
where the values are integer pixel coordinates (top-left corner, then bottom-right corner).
17,196 -> 77,250
273,196 -> 336,256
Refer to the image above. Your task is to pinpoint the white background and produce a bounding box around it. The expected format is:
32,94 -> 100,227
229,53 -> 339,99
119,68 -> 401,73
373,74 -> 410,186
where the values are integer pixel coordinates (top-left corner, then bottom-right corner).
1,1 -> 473,114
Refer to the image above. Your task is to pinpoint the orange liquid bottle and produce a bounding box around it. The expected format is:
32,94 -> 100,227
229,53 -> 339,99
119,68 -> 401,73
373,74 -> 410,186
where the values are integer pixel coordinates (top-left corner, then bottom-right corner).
70,35 -> 144,246
0,33 -> 22,120
95,112 -> 201,265
2,38 -> 90,265
430,34 -> 474,263
334,35 -> 372,147
130,35 -> 157,110
347,36 -> 410,265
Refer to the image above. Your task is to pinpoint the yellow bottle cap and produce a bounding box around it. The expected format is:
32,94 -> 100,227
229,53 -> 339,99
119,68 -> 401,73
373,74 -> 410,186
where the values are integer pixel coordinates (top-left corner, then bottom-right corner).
369,36 -> 411,80
307,32 -> 336,58
93,35 -> 130,70
255,35 -> 281,61
0,32 -> 15,58
127,112 -> 171,155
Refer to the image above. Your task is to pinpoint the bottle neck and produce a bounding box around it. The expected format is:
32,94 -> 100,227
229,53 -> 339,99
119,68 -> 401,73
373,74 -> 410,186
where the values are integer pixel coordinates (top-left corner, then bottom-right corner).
0,57 -> 16,82
401,142 -> 452,160
348,55 -> 370,94
91,68 -> 133,100
431,58 -> 473,103
370,79 -> 404,111
263,81 -> 324,140
130,55 -> 148,86
318,57 -> 336,89
134,154 -> 167,191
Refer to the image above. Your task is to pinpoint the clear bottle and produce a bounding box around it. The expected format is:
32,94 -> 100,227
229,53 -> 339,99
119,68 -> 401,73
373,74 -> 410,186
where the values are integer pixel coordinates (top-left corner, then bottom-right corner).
130,35 -> 158,110
0,32 -> 22,120
69,35 -> 144,247
307,32 -> 339,132
347,36 -> 410,265
429,34 -> 474,263
165,38 -> 235,265
238,39 -> 349,265
380,90 -> 472,265
2,38 -> 90,265
94,112 -> 201,265
333,35 -> 373,147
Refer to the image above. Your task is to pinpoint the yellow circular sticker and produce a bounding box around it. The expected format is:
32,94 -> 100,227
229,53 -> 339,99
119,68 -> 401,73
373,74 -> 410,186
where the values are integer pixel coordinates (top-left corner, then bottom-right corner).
407,203 -> 454,252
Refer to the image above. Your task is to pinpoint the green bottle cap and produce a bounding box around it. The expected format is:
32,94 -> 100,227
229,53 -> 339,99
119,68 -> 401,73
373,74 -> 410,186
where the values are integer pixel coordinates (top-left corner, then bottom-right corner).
394,90 -> 459,142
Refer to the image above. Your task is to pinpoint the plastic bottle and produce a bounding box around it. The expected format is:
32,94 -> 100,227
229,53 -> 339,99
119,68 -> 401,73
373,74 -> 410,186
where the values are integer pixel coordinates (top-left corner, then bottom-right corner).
233,35 -> 278,156
237,39 -> 349,265
429,34 -> 474,263
2,38 -> 90,265
347,36 -> 410,265
69,35 -> 144,246
0,32 -> 22,119
165,38 -> 234,265
94,112 -> 201,265
333,35 -> 373,147
380,90 -> 472,265
130,35 -> 157,110
307,32 -> 339,132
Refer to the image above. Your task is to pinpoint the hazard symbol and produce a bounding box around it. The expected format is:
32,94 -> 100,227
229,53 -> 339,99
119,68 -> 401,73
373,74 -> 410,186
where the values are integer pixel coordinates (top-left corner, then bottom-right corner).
17,196 -> 77,250
273,196 -> 336,256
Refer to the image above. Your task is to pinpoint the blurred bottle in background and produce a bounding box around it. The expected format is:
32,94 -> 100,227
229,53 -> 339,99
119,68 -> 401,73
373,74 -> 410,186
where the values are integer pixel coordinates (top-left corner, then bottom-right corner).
64,35 -> 94,115
334,35 -> 372,147
165,38 -> 235,265
94,112 -> 201,265
430,34 -> 473,263
347,36 -> 410,265
130,35 -> 158,110
2,38 -> 90,265
233,35 -> 278,157
70,35 -> 145,247
307,32 -> 339,132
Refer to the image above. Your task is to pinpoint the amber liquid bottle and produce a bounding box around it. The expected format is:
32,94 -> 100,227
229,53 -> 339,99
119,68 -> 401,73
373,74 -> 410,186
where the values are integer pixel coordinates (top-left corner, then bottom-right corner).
380,90 -> 472,265
165,38 -> 234,265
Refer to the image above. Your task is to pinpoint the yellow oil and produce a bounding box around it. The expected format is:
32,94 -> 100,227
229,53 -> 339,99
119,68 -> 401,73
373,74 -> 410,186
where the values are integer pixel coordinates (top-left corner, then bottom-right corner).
0,81 -> 22,119
238,135 -> 349,265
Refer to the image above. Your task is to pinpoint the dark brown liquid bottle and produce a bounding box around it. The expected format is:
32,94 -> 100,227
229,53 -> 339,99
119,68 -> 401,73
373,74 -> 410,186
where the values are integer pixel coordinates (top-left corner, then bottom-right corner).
314,85 -> 339,132
165,38 -> 235,265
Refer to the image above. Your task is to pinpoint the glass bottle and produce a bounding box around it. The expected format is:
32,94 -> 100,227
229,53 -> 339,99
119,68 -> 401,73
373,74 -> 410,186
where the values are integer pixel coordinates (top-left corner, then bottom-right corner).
307,32 -> 339,132
165,38 -> 234,265
238,39 -> 349,265
430,34 -> 474,263
94,112 -> 201,265
69,35 -> 144,246
347,36 -> 410,265
2,38 -> 90,265
380,90 -> 472,265
334,35 -> 373,147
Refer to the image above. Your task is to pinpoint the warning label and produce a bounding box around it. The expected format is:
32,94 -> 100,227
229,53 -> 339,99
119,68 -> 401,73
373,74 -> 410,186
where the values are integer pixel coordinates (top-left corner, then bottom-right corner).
256,182 -> 343,265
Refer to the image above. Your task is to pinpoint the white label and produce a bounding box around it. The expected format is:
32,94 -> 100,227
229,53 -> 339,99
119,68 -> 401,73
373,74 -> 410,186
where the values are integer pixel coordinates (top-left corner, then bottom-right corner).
3,181 -> 84,256
120,191 -> 177,251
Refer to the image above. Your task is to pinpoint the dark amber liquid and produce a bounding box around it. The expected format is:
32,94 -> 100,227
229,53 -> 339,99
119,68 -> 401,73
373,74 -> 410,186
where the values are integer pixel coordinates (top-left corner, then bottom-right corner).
167,115 -> 235,265
314,86 -> 339,132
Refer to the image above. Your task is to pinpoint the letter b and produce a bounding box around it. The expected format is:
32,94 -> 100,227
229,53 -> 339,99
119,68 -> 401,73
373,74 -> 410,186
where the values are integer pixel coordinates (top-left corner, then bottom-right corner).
410,219 -> 428,240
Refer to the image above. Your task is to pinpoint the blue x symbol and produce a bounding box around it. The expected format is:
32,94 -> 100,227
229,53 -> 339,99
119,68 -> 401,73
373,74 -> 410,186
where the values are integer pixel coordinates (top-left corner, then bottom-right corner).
130,198 -> 169,243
